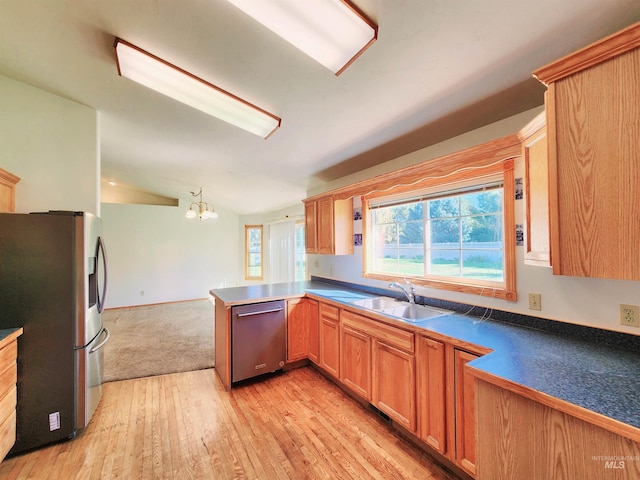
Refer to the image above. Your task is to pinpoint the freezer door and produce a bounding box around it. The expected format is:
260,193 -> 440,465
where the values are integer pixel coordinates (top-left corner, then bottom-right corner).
76,326 -> 110,429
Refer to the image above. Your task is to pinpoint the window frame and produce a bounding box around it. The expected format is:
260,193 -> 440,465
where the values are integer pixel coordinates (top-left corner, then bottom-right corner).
362,159 -> 516,301
245,224 -> 264,281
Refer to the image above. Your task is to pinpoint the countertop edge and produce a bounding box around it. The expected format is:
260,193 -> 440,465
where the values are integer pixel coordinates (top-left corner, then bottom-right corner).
210,291 -> 306,307
0,327 -> 23,348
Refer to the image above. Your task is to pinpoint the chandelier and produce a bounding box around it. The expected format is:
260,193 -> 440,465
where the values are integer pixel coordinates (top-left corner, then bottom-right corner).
185,188 -> 218,220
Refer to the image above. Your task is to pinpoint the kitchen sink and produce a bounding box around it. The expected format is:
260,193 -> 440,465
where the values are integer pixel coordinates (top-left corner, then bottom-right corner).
380,304 -> 451,322
350,296 -> 452,322
351,296 -> 401,310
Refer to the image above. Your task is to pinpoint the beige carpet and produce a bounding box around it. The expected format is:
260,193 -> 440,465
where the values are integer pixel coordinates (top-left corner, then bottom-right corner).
102,299 -> 215,382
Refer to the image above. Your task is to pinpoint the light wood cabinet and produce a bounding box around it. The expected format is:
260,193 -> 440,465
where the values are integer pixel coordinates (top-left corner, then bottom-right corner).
288,298 -> 320,363
0,169 -> 20,213
341,309 -> 416,432
304,201 -> 318,253
287,298 -> 309,362
416,336 -> 446,454
476,379 -> 640,480
319,303 -> 340,378
454,349 -> 479,477
340,323 -> 371,400
417,334 -> 482,475
303,196 -> 353,255
372,339 -> 416,432
533,22 -> 640,280
0,329 -> 22,462
518,111 -> 550,267
307,299 -> 319,365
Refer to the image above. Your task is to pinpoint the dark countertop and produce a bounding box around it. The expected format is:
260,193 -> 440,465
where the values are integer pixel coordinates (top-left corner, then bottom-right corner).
0,327 -> 23,347
210,281 -> 640,434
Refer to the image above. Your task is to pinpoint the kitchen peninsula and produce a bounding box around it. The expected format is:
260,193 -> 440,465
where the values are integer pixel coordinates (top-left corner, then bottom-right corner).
211,278 -> 640,479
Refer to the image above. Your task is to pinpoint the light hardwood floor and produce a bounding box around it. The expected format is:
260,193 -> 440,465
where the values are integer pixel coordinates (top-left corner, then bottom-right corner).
0,367 -> 459,479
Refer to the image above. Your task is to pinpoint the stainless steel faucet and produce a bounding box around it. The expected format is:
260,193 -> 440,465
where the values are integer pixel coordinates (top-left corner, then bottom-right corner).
388,280 -> 416,304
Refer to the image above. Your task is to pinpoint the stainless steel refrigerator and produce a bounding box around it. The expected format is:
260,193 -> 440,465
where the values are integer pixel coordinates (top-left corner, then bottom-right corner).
0,211 -> 109,454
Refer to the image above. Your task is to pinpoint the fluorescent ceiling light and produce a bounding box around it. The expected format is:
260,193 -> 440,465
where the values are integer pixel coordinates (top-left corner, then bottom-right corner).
114,38 -> 281,138
226,0 -> 377,75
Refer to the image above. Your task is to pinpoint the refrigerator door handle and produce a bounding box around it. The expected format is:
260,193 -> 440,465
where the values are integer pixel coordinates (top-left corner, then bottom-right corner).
89,327 -> 110,354
96,236 -> 108,313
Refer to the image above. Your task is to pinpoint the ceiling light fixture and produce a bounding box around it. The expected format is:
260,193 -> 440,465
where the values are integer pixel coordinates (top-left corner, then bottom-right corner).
226,0 -> 377,76
186,188 -> 218,220
114,38 -> 281,138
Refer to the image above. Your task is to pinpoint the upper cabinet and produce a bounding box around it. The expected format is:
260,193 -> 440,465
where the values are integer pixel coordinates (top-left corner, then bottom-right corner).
518,111 -> 550,267
304,196 -> 353,255
533,22 -> 640,280
0,169 -> 20,213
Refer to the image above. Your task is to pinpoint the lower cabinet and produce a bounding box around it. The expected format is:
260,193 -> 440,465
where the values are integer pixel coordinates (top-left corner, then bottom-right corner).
341,310 -> 416,433
340,324 -> 371,400
286,297 -> 319,363
307,299 -> 319,364
319,303 -> 340,378
372,339 -> 416,432
454,349 -> 479,476
0,330 -> 21,462
314,305 -> 482,478
416,336 -> 446,454
287,298 -> 309,362
417,334 -> 481,477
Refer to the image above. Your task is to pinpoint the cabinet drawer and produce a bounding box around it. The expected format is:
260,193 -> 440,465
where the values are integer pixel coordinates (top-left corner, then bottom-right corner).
0,341 -> 17,376
0,363 -> 16,401
0,386 -> 16,427
319,303 -> 340,322
0,409 -> 16,462
342,310 -> 414,353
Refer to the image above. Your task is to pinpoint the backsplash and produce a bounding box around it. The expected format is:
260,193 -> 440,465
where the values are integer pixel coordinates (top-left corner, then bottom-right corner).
311,276 -> 640,353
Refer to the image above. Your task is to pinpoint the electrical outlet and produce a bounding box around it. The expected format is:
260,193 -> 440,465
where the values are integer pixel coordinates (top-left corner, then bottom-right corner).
140,290 -> 144,296
620,304 -> 640,327
528,293 -> 542,311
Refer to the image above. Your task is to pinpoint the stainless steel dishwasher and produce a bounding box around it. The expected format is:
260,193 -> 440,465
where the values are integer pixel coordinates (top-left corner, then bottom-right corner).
231,300 -> 286,383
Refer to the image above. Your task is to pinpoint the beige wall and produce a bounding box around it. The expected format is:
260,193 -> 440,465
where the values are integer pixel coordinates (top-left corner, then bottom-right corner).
0,74 -> 99,214
101,200 -> 240,308
306,107 -> 640,336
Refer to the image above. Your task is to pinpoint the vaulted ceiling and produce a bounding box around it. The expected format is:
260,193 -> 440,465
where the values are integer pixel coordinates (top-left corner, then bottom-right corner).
1,0 -> 639,214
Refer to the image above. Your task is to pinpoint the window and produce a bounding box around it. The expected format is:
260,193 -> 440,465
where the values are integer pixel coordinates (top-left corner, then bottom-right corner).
294,220 -> 306,281
370,183 -> 503,280
363,158 -> 516,301
245,225 -> 263,280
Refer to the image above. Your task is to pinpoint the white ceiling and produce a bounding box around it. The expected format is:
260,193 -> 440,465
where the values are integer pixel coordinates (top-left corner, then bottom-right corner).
1,0 -> 639,215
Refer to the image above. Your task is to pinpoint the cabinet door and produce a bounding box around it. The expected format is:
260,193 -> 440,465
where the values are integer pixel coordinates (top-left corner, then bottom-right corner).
537,32 -> 640,279
521,114 -> 550,267
286,298 -> 308,362
0,169 -> 20,213
304,201 -> 318,254
340,324 -> 371,401
307,299 -> 319,364
372,340 -> 416,432
317,197 -> 335,254
417,336 -> 446,454
319,303 -> 340,378
454,349 -> 479,476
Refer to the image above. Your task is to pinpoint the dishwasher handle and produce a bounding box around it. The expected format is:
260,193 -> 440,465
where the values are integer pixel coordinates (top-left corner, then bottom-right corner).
236,307 -> 284,318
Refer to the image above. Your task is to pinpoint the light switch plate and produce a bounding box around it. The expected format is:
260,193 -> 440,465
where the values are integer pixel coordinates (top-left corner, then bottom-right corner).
528,293 -> 542,311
